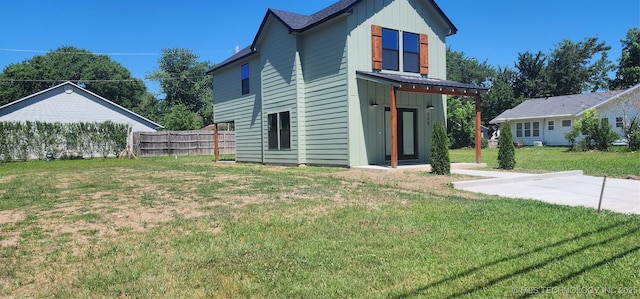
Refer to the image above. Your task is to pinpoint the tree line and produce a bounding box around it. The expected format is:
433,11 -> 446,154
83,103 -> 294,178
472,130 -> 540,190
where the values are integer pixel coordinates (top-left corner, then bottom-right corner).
0,28 -> 638,137
0,47 -> 214,131
447,28 -> 639,148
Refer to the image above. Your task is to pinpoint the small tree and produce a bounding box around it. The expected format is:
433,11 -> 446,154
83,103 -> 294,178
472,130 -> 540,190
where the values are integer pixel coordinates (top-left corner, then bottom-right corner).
626,116 -> 640,151
498,122 -> 516,169
569,109 -> 619,151
430,122 -> 450,175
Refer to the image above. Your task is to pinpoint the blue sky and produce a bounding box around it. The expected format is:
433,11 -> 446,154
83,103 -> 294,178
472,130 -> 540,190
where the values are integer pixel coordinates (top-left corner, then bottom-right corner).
1,0 -> 638,96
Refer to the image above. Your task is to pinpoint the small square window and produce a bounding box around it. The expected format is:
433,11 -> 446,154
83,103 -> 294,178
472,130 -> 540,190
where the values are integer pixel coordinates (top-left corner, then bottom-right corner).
562,120 -> 571,127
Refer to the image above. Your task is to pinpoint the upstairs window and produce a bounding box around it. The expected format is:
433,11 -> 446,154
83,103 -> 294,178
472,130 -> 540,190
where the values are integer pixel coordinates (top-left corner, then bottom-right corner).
372,25 -> 429,75
241,63 -> 249,95
382,28 -> 399,71
403,32 -> 419,73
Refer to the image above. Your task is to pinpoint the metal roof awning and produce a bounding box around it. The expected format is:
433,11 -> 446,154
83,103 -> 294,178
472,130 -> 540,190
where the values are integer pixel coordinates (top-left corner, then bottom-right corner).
356,71 -> 489,96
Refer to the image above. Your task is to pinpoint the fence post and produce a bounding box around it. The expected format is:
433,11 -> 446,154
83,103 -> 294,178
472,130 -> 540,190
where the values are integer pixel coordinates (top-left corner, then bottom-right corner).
597,174 -> 607,213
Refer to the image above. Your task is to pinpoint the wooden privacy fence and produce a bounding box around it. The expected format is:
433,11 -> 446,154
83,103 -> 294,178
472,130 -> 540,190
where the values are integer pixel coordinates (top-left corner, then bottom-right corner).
133,130 -> 235,157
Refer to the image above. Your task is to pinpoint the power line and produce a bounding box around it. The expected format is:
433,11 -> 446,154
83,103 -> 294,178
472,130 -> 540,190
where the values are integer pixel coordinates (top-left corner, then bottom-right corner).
0,48 -> 160,56
0,76 -> 210,83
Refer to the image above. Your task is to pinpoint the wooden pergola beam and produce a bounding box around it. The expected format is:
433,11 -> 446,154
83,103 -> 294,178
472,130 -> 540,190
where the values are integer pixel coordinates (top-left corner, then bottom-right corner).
390,86 -> 398,168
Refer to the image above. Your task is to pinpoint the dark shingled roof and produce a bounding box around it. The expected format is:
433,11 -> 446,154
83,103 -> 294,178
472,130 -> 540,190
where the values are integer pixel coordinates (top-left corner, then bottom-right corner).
356,71 -> 488,94
489,91 -> 626,124
207,0 -> 456,74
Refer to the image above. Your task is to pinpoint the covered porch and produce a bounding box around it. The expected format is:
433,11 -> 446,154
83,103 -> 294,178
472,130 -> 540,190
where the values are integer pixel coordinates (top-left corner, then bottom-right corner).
355,71 -> 489,168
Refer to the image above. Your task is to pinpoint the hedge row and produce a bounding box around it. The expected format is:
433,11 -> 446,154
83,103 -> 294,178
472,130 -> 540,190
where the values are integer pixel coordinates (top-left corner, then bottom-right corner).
0,121 -> 129,162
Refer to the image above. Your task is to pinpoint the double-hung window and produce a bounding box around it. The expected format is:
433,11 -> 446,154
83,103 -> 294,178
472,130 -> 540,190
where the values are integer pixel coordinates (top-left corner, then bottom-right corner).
268,111 -> 291,150
381,28 -> 399,71
372,25 -> 428,75
548,121 -> 554,131
616,117 -> 623,128
241,63 -> 249,95
403,32 -> 420,73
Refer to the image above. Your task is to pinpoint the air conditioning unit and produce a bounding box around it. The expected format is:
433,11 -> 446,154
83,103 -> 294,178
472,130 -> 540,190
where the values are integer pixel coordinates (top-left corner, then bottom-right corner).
533,141 -> 543,147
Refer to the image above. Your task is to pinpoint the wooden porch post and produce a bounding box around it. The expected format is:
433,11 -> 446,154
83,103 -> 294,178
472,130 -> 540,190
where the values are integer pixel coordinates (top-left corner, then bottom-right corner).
390,86 -> 398,168
214,123 -> 219,162
475,95 -> 482,163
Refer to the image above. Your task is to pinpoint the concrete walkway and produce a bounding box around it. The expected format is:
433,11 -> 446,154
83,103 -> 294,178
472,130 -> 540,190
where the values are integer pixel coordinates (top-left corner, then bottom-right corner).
451,169 -> 640,215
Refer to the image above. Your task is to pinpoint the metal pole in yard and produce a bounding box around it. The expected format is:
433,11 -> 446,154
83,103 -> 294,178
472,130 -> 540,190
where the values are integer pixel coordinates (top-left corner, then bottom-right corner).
597,174 -> 607,213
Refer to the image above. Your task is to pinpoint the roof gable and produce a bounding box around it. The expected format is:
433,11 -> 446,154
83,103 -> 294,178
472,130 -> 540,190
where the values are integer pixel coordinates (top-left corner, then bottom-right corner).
0,81 -> 163,130
206,0 -> 456,74
489,90 -> 627,124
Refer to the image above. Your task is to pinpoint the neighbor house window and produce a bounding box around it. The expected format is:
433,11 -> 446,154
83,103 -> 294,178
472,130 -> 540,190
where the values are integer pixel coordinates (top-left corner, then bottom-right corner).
532,122 -> 540,137
548,120 -> 554,131
241,63 -> 249,95
516,123 -> 523,138
267,111 -> 291,150
524,122 -> 531,137
382,28 -> 399,71
562,120 -> 571,127
403,32 -> 419,73
616,117 -> 623,128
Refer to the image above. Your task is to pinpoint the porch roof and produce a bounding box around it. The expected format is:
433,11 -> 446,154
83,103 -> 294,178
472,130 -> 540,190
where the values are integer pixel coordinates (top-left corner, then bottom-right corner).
356,71 -> 489,96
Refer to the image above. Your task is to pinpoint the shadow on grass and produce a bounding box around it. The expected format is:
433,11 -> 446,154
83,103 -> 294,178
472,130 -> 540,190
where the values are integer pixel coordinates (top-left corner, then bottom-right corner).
393,220 -> 639,298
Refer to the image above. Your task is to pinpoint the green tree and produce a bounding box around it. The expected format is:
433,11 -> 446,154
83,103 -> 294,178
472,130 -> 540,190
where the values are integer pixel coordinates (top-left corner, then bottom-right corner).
148,48 -> 214,126
498,122 -> 516,170
446,47 -> 495,86
482,67 -> 525,124
513,51 -> 550,98
447,97 -> 475,149
430,122 -> 450,175
611,27 -> 640,89
546,37 -> 613,95
163,104 -> 202,130
0,46 -> 148,109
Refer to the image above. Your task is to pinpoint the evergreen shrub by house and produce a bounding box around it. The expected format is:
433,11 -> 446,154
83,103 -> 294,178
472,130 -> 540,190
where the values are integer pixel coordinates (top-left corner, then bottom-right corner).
497,122 -> 516,170
430,122 -> 450,175
0,121 -> 128,162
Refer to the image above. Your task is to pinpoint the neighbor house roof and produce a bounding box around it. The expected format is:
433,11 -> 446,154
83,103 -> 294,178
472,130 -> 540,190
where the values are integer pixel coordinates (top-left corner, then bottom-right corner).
0,81 -> 164,130
489,90 -> 626,124
206,0 -> 456,74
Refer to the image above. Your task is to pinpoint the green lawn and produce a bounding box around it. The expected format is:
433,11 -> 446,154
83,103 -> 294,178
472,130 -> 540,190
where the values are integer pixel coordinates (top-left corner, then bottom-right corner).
0,155 -> 638,298
450,146 -> 640,178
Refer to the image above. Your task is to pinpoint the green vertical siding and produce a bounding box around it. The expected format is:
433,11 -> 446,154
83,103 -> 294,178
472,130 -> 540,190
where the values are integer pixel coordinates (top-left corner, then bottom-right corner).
213,56 -> 263,163
345,0 -> 451,166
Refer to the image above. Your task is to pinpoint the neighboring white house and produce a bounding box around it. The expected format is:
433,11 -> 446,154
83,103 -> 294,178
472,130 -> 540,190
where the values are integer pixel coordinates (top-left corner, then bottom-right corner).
490,84 -> 640,146
206,0 -> 487,167
0,81 -> 163,132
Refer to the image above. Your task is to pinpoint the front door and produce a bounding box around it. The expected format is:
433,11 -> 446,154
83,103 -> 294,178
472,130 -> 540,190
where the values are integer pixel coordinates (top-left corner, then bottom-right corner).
385,108 -> 418,160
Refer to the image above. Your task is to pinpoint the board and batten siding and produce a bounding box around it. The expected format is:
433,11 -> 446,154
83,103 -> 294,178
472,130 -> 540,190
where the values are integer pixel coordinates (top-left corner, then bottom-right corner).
259,19 -> 300,165
345,0 -> 450,166
0,84 -> 158,132
213,55 -> 263,163
300,18 -> 349,166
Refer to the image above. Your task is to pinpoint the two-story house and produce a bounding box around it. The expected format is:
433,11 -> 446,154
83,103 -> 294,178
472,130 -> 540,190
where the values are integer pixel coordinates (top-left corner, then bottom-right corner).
206,0 -> 487,167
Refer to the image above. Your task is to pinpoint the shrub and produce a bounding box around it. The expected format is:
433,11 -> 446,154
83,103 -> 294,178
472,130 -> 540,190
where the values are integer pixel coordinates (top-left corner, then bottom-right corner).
567,109 -> 619,151
497,122 -> 516,169
430,122 -> 450,175
626,116 -> 640,151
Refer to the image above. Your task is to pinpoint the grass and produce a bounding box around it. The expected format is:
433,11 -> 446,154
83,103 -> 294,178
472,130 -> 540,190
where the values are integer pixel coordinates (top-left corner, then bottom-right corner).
0,154 -> 639,298
450,146 -> 640,178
